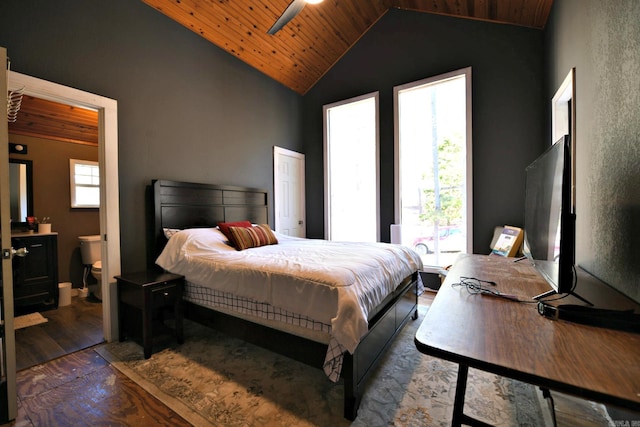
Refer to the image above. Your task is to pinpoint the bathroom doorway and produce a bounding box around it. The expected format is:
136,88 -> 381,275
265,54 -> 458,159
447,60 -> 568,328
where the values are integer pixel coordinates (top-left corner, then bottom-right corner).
6,72 -> 120,365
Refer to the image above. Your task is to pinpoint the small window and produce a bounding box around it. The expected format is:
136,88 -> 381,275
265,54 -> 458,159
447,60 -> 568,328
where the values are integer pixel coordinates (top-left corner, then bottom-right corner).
70,159 -> 100,208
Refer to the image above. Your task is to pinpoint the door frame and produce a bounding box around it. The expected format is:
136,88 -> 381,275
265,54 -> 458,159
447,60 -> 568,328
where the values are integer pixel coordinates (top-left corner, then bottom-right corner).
1,46 -> 18,422
7,72 -> 121,344
273,146 -> 306,237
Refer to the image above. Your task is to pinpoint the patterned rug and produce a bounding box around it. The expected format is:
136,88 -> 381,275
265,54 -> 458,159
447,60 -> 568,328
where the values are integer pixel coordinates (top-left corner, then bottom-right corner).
95,302 -> 600,426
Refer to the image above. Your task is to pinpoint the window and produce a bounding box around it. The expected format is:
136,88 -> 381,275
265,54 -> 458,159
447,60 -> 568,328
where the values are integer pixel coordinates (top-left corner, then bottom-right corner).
70,159 -> 100,208
324,92 -> 379,242
394,68 -> 472,268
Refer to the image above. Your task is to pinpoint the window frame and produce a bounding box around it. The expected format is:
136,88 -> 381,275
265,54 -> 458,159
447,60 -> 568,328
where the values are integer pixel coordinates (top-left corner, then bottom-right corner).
393,67 -> 473,267
70,158 -> 100,208
323,91 -> 380,242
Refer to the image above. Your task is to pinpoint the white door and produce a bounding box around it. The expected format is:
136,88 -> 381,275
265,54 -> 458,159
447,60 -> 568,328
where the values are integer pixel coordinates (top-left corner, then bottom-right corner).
273,147 -> 305,237
1,46 -> 18,422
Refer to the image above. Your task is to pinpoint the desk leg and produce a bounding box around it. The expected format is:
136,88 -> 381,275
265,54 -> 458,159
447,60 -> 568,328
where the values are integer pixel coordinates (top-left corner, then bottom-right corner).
452,364 -> 493,427
452,364 -> 469,427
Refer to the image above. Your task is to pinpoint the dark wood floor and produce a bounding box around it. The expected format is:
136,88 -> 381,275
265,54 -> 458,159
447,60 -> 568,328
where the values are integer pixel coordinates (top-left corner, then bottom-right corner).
5,295 -> 192,426
8,346 -> 192,426
15,295 -> 104,371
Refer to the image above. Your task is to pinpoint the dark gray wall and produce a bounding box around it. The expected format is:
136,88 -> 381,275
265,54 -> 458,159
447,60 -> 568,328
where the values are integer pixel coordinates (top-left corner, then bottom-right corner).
0,0 -> 303,273
303,9 -> 546,253
545,0 -> 640,302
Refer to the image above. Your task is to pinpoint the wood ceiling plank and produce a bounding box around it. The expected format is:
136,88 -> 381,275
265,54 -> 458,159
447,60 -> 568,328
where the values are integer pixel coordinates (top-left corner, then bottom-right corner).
440,0 -> 470,16
8,96 -> 99,146
333,1 -> 382,33
9,129 -> 98,146
12,119 -> 95,139
530,0 -> 554,28
471,0 -> 492,21
276,4 -> 352,63
21,97 -> 98,127
496,0 -> 518,24
256,0 -> 339,66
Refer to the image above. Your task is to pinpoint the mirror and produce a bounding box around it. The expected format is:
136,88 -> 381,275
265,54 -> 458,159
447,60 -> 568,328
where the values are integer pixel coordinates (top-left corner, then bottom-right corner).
9,159 -> 34,224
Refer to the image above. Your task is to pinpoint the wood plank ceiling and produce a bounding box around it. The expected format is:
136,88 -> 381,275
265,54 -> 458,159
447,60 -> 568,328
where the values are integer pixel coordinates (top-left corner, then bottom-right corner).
7,0 -> 553,145
8,96 -> 99,146
141,0 -> 554,94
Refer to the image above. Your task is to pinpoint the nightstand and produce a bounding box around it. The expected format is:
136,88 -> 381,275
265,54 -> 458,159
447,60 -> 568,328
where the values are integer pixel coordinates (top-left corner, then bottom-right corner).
115,271 -> 185,358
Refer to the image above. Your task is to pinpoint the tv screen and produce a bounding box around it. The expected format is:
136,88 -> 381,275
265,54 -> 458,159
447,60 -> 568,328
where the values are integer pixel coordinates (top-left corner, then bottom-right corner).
523,135 -> 575,298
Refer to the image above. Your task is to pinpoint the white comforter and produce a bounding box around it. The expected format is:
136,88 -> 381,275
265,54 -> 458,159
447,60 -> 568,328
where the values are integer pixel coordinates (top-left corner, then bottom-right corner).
156,227 -> 423,354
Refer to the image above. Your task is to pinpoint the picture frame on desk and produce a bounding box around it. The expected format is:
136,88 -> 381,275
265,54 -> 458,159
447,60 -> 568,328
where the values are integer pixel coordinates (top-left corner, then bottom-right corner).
491,225 -> 523,257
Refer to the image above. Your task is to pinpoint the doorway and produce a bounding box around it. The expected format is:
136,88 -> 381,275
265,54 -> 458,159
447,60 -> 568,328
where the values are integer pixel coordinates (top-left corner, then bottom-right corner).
7,71 -> 121,343
3,69 -> 120,419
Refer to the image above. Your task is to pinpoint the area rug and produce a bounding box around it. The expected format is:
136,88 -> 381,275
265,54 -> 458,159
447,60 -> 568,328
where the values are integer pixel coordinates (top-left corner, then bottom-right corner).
96,302 -> 555,426
14,312 -> 48,330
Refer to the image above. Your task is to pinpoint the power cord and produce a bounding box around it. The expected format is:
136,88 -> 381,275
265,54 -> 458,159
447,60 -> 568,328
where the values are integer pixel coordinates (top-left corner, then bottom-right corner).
452,276 -> 535,303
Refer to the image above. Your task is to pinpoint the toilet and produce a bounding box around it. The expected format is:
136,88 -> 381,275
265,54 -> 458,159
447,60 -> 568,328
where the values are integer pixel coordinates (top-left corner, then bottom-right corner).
78,235 -> 102,300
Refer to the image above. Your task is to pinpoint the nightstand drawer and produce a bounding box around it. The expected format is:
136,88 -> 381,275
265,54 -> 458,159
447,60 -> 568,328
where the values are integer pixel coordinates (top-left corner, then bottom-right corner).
151,284 -> 179,308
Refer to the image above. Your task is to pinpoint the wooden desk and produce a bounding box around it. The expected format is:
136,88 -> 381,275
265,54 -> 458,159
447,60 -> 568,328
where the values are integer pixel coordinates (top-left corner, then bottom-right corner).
414,254 -> 640,426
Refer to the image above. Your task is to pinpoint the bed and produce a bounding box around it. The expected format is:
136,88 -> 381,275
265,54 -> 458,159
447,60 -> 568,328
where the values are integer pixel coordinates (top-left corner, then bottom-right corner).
150,179 -> 422,420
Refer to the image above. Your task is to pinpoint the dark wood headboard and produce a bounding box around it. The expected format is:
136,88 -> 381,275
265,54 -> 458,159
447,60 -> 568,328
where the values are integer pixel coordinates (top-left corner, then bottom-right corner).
151,179 -> 269,262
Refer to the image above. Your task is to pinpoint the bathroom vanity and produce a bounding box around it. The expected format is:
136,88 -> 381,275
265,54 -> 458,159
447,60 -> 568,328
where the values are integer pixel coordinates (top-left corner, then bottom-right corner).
11,232 -> 59,309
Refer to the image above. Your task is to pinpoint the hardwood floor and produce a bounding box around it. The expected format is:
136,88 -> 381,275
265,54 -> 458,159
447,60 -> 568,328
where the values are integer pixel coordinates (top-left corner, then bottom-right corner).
8,346 -> 191,426
15,295 -> 104,371
5,295 -> 191,426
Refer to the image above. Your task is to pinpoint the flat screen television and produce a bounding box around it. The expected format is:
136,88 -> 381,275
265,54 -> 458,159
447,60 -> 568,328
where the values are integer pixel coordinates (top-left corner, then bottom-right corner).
523,135 -> 588,303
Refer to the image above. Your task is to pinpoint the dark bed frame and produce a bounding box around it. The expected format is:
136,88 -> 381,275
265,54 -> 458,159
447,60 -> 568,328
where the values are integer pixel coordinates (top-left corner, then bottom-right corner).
150,179 -> 419,420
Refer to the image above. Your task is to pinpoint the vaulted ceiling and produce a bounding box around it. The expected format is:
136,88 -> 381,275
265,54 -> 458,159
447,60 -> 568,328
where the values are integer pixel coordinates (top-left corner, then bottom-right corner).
8,0 -> 553,146
141,0 -> 554,94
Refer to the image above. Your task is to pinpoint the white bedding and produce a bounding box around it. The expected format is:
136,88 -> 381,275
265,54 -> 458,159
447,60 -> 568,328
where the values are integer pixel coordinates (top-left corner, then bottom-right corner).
156,227 -> 423,357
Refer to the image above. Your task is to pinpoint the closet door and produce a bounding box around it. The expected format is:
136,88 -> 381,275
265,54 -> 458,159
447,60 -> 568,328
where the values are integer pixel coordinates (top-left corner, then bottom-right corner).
1,45 -> 18,423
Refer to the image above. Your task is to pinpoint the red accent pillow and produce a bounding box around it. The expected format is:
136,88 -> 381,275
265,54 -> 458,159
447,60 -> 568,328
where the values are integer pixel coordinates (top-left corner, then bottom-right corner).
217,221 -> 252,242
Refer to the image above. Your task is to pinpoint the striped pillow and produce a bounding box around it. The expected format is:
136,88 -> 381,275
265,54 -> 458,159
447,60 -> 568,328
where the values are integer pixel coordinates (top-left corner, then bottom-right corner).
228,224 -> 278,250
217,220 -> 252,241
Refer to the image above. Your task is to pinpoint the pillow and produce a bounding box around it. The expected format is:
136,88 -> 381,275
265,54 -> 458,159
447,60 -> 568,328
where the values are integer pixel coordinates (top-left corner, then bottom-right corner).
217,221 -> 252,241
228,224 -> 278,250
163,227 -> 182,239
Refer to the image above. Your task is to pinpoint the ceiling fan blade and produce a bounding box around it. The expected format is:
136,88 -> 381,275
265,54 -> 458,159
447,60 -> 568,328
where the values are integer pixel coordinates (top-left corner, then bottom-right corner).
267,0 -> 307,35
